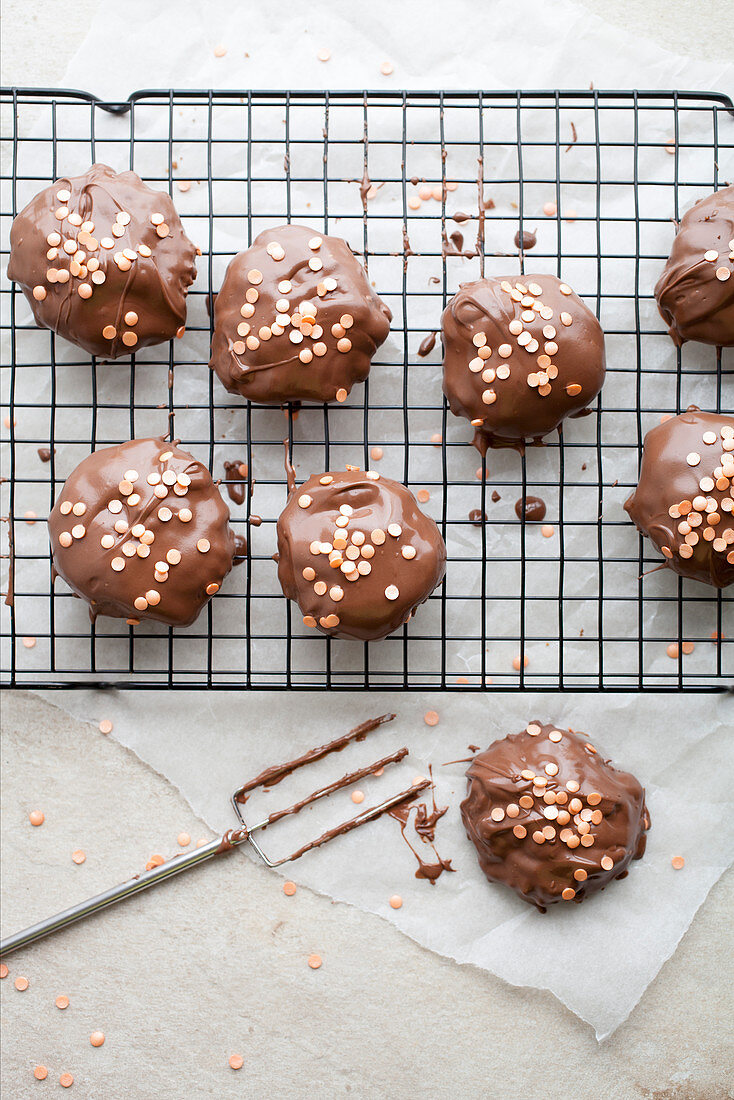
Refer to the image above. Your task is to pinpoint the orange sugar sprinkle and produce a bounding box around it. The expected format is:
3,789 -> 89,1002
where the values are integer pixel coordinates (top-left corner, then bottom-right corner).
351,790 -> 365,804
177,832 -> 191,847
29,810 -> 45,826
543,201 -> 557,216
456,676 -> 469,684
308,954 -> 322,969
90,1031 -> 105,1047
681,641 -> 695,655
283,881 -> 297,896
370,446 -> 383,461
22,637 -> 36,648
60,1073 -> 74,1088
671,855 -> 685,870
72,850 -> 86,865
56,995 -> 70,1010
389,895 -> 403,909
417,489 -> 430,503
666,643 -> 680,659
541,524 -> 555,538
34,1066 -> 48,1081
146,854 -> 165,870
380,61 -> 394,76
431,433 -> 442,446
15,976 -> 29,991
475,467 -> 486,481
177,180 -> 191,193
24,510 -> 37,523
513,655 -> 529,671
317,48 -> 331,62
213,45 -> 227,57
0,964 -> 8,979
423,710 -> 439,727
99,719 -> 113,734
229,1054 -> 244,1070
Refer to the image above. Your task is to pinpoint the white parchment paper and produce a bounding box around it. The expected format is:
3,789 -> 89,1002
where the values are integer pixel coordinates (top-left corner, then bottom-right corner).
3,0 -> 733,1040
37,687 -> 733,1041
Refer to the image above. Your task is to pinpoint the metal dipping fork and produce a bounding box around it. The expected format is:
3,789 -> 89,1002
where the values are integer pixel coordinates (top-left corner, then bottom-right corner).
1,713 -> 427,958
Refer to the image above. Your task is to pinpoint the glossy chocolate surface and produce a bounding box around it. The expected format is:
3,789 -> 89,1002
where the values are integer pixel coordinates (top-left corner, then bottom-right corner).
49,437 -> 235,626
461,722 -> 650,911
655,185 -> 734,347
624,409 -> 734,587
210,224 -> 391,404
276,468 -> 446,640
441,274 -> 606,449
8,164 -> 197,358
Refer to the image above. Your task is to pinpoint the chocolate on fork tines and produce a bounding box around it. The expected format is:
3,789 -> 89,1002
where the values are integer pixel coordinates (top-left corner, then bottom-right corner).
0,714 -> 426,958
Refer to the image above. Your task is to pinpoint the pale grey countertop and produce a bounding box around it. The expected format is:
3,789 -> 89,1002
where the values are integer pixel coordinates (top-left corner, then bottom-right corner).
1,2 -> 733,1097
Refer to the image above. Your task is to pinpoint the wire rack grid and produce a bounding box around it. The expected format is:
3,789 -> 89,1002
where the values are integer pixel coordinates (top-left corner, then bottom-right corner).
1,87 -> 732,691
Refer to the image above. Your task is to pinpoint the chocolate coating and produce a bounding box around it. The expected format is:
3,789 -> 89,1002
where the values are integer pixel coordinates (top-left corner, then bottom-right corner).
210,224 -> 392,404
441,274 -> 606,448
624,409 -> 734,588
654,185 -> 734,347
8,164 -> 197,359
49,437 -> 235,626
461,722 -> 650,911
276,469 -> 446,640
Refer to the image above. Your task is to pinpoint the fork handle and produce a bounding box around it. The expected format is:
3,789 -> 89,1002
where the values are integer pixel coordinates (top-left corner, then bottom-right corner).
0,829 -> 248,958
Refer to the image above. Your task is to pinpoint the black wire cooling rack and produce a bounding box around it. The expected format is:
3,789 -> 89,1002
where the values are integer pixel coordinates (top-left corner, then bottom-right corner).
1,88 -> 732,691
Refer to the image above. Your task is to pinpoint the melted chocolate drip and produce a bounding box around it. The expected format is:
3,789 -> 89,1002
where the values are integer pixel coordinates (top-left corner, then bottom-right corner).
388,767 -> 454,884
491,489 -> 501,503
514,228 -> 537,251
234,713 -> 395,802
37,447 -> 54,463
468,509 -> 486,526
417,331 -> 438,357
514,495 -> 546,522
233,534 -> 248,562
223,459 -> 248,505
452,211 -> 472,224
282,440 -> 297,494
